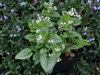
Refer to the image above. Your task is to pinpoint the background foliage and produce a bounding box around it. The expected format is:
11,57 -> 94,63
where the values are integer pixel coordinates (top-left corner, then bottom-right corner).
0,0 -> 100,75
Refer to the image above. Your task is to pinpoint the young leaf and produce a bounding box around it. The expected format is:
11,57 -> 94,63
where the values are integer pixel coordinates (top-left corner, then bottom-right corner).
40,49 -> 47,54
50,34 -> 62,43
25,34 -> 35,41
72,18 -> 82,26
15,48 -> 33,60
40,54 -> 56,73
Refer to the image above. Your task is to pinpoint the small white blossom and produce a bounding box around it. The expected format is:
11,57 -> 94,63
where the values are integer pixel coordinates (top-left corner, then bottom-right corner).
57,58 -> 62,62
36,29 -> 40,33
62,44 -> 65,49
68,21 -> 73,24
53,6 -> 57,10
58,26 -> 61,29
37,35 -> 42,41
47,10 -> 50,13
49,2 -> 53,5
48,38 -> 54,43
49,6 -> 52,9
45,17 -> 50,21
36,17 -> 41,24
60,22 -> 66,25
49,53 -> 53,57
55,47 -> 61,51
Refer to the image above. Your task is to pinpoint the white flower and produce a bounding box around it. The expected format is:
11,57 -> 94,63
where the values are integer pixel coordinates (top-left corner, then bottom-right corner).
53,6 -> 57,10
60,22 -> 66,25
36,29 -> 40,33
49,53 -> 53,57
68,21 -> 73,24
48,39 -> 54,43
36,17 -> 41,24
37,35 -> 42,41
62,44 -> 65,49
57,58 -> 62,62
55,47 -> 61,51
45,17 -> 50,21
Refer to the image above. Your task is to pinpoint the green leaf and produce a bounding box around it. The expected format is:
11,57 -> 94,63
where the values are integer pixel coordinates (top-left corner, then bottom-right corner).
33,53 -> 40,65
45,43 -> 57,48
40,49 -> 47,54
40,54 -> 56,73
28,20 -> 36,32
60,32 -> 67,38
15,48 -> 33,60
42,10 -> 49,16
53,51 -> 61,58
50,34 -> 62,43
25,34 -> 35,41
72,18 -> 82,26
50,11 -> 60,17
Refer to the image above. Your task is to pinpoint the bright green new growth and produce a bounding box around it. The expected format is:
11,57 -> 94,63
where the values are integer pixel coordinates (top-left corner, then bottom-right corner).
15,1 -> 90,74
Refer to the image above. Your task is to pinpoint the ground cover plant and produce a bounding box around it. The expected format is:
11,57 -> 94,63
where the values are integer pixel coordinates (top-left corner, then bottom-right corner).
0,0 -> 100,75
15,1 -> 90,74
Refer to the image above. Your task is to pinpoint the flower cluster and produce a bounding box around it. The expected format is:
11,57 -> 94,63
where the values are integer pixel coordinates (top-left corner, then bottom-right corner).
36,17 -> 41,24
62,8 -> 82,19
